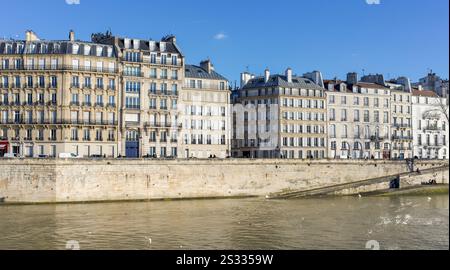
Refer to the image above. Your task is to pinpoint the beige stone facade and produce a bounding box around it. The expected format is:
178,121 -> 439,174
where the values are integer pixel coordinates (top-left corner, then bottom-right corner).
232,69 -> 327,159
92,33 -> 185,158
0,30 -> 119,157
181,60 -> 231,158
325,80 -> 392,159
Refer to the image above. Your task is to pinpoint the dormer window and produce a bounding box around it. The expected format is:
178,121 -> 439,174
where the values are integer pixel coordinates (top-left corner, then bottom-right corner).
72,44 -> 79,54
29,43 -> 36,53
5,44 -> 12,54
96,46 -> 103,57
40,44 -> 47,54
84,45 -> 91,56
16,44 -> 24,54
124,38 -> 131,49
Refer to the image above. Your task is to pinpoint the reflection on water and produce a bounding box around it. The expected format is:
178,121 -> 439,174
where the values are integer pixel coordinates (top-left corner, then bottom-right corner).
0,195 -> 448,250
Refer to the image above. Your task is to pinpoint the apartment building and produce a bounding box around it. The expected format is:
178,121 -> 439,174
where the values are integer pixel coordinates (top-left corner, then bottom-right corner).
232,68 -> 327,159
412,88 -> 449,159
182,60 -> 231,158
93,32 -> 185,158
0,30 -> 119,157
385,79 -> 413,159
325,73 -> 392,159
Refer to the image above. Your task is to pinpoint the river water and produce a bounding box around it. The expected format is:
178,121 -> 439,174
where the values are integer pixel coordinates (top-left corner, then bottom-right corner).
0,195 -> 448,250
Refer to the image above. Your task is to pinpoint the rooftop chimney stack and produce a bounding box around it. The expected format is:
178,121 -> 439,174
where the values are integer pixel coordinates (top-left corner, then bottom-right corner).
346,72 -> 358,85
240,72 -> 254,88
286,68 -> 293,83
25,30 -> 39,42
264,68 -> 270,83
69,30 -> 75,42
200,59 -> 214,74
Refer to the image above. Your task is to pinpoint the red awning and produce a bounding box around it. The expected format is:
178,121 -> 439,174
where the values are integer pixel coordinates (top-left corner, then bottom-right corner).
0,145 -> 6,149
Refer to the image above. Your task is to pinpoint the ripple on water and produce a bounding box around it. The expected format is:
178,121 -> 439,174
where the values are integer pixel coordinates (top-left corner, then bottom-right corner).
0,195 -> 448,250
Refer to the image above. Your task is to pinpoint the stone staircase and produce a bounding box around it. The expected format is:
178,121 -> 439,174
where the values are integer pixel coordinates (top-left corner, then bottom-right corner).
267,165 -> 449,199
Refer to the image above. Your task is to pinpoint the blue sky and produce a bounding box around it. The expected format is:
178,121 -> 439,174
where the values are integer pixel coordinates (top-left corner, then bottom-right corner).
1,0 -> 448,84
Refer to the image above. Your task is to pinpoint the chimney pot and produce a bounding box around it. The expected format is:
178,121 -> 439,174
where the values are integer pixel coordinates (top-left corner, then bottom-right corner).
69,30 -> 75,42
286,68 -> 293,83
264,69 -> 270,83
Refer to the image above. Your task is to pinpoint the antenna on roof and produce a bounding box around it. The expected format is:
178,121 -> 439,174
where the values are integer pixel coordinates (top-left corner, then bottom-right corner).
362,69 -> 365,76
245,65 -> 249,72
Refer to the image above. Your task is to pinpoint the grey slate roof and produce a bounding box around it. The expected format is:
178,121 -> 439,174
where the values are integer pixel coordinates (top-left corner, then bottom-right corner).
242,74 -> 324,90
0,39 -> 116,58
185,65 -> 228,81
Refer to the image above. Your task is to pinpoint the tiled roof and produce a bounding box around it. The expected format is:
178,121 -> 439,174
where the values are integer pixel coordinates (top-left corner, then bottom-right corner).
242,75 -> 324,90
185,65 -> 228,81
355,82 -> 389,90
412,90 -> 438,97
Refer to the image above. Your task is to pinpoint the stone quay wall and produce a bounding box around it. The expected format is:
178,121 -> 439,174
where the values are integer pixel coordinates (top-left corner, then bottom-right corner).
0,159 -> 448,203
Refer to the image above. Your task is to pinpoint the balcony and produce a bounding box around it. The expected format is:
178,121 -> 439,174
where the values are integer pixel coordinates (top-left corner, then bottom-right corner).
82,102 -> 92,107
423,125 -> 442,132
123,71 -> 144,77
125,105 -> 140,110
70,101 -> 80,106
391,135 -> 413,141
144,122 -> 179,128
393,123 -> 411,129
392,146 -> 412,151
94,102 -> 104,107
0,64 -> 118,74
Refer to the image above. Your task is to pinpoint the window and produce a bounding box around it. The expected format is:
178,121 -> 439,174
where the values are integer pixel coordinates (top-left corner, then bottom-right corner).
109,79 -> 115,90
84,94 -> 91,105
125,81 -> 141,92
84,77 -> 92,88
71,94 -> 79,104
161,69 -> 168,79
374,111 -> 379,123
171,70 -> 178,80
329,124 -> 336,138
96,95 -> 103,106
96,78 -> 104,89
50,76 -> 57,88
150,68 -> 157,78
125,97 -> 140,109
364,97 -> 369,106
341,109 -> 347,121
27,76 -> 33,87
171,55 -> 177,65
171,84 -> 178,95
171,99 -> 177,110
72,76 -> 79,87
329,95 -> 335,104
354,110 -> 360,122
329,109 -> 335,121
364,110 -> 369,122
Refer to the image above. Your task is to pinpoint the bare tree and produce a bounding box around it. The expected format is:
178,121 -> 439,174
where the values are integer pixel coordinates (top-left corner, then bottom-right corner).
436,97 -> 449,123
